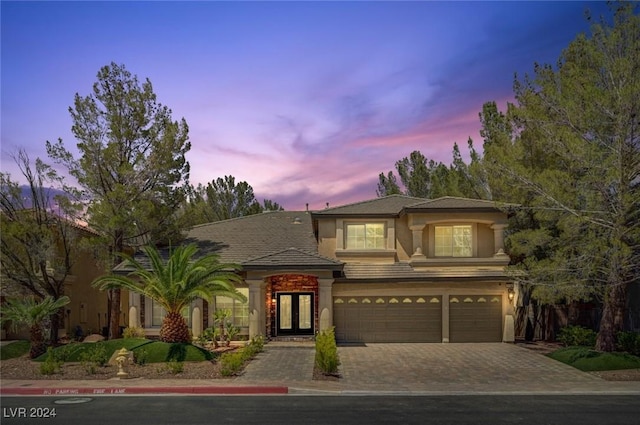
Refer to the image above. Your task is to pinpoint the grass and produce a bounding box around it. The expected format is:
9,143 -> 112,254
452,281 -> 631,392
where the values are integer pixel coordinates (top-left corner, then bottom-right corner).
548,346 -> 640,371
0,340 -> 30,360
34,339 -> 214,363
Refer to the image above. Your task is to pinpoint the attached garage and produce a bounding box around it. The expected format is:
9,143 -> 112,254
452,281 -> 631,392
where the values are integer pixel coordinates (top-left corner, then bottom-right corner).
333,296 -> 442,343
449,295 -> 502,342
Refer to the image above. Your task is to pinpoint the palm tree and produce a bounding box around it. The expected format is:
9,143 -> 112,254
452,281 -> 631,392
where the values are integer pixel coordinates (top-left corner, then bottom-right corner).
93,244 -> 246,343
0,296 -> 71,358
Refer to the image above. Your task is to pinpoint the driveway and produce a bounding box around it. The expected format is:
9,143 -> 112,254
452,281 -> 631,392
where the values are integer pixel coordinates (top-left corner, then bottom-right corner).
336,343 -> 607,393
238,342 -> 640,394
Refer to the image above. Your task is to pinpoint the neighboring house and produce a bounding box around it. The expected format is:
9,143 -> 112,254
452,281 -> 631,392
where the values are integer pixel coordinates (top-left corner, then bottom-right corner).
1,222 -> 109,341
126,195 -> 516,343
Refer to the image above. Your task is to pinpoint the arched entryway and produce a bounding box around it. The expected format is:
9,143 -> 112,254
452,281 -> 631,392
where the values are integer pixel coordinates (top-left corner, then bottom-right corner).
266,274 -> 318,338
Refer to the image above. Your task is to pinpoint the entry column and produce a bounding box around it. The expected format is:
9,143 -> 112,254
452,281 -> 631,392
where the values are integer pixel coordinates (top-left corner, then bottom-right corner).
318,278 -> 335,331
247,279 -> 266,339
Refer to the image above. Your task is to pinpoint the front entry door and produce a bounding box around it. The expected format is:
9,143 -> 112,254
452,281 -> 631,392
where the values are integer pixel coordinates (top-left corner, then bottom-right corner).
277,292 -> 314,335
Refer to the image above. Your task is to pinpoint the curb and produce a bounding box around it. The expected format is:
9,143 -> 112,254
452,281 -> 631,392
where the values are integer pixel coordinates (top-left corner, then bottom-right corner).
0,386 -> 289,396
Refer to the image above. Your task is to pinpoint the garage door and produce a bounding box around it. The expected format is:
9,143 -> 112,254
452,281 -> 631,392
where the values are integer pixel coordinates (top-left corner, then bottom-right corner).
333,296 -> 442,343
449,295 -> 502,342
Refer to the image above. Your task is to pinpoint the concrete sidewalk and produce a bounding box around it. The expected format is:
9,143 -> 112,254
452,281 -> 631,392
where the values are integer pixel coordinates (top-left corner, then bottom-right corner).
1,342 -> 639,396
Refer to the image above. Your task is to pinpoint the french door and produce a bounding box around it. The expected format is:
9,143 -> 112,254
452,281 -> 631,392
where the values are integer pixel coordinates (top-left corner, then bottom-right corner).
276,292 -> 314,335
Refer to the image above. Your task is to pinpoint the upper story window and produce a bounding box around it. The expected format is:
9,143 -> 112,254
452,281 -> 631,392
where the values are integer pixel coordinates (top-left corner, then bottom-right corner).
434,225 -> 472,257
346,223 -> 385,249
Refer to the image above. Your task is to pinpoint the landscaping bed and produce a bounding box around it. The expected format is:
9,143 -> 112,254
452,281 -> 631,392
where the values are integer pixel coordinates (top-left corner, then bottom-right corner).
0,354 -> 225,380
518,340 -> 640,381
0,338 -> 247,381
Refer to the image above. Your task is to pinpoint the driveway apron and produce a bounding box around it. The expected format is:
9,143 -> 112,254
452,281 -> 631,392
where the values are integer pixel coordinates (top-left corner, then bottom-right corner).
236,342 -> 640,394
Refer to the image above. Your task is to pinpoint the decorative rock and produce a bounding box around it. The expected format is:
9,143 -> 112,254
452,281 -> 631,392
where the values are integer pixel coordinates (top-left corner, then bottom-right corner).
82,334 -> 105,343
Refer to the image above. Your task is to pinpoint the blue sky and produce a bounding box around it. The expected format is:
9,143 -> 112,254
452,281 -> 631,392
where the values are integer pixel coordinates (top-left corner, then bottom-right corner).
1,1 -> 610,210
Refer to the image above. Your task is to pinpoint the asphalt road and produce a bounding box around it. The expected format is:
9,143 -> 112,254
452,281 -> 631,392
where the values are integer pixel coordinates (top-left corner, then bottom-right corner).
1,395 -> 638,425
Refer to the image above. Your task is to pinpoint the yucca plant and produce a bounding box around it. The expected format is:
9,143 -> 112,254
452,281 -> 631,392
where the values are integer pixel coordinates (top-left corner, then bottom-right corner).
0,296 -> 70,358
93,244 -> 246,343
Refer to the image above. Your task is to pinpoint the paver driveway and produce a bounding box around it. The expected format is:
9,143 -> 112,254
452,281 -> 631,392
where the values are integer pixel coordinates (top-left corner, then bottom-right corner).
336,343 -> 605,393
238,342 -> 640,394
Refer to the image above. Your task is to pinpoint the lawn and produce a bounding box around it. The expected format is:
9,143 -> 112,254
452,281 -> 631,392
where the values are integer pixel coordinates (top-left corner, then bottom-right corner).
0,340 -> 30,360
548,346 -> 640,372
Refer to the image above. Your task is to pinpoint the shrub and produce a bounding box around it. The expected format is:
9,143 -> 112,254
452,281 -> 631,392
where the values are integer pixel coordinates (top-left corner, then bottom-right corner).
123,327 -> 146,339
616,331 -> 640,356
79,344 -> 109,374
220,351 -> 245,376
315,327 -> 340,375
557,325 -> 596,347
249,335 -> 265,351
135,348 -> 148,365
39,347 -> 62,375
166,358 -> 184,375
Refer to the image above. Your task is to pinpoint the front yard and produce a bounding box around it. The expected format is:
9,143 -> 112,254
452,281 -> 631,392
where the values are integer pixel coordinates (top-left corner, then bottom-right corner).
0,337 -> 253,381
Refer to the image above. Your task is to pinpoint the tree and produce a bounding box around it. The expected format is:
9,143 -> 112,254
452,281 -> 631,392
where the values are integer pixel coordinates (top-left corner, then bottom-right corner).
46,63 -> 191,339
376,145 -> 489,200
183,176 -> 283,226
484,3 -> 640,351
92,244 -> 246,343
376,171 -> 401,197
0,150 -> 83,343
0,296 -> 70,358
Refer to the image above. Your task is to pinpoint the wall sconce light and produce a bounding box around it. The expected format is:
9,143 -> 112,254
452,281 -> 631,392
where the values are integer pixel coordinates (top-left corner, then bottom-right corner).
507,287 -> 515,302
271,297 -> 277,305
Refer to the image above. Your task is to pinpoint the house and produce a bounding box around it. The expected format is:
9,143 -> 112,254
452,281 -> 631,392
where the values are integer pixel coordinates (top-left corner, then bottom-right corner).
127,195 -> 516,343
1,221 -> 109,341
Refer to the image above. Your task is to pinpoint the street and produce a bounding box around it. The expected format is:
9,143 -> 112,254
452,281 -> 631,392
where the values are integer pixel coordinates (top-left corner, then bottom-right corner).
1,395 -> 638,425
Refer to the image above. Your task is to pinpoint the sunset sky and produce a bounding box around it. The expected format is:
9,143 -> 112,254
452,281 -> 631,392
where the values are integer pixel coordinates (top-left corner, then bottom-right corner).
1,1 -> 611,210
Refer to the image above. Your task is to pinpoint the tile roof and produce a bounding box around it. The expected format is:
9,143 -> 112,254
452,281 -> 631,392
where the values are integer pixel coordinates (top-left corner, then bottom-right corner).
242,247 -> 342,270
341,263 -> 511,280
183,211 -> 322,265
403,196 -> 513,212
311,195 -> 426,217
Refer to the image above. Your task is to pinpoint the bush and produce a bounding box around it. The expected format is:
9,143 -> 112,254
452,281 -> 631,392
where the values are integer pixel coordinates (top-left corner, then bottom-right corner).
79,344 -> 108,374
123,327 -> 146,339
220,351 -> 245,376
616,331 -> 640,356
135,348 -> 148,365
39,347 -> 63,375
315,327 -> 340,375
557,325 -> 596,347
218,337 -> 265,377
249,335 -> 265,352
166,358 -> 184,375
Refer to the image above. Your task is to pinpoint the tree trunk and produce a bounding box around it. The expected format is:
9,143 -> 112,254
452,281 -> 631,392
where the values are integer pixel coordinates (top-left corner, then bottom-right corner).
49,308 -> 64,343
160,311 -> 190,343
108,288 -> 121,339
596,281 -> 627,352
29,324 -> 46,359
108,232 -> 124,340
